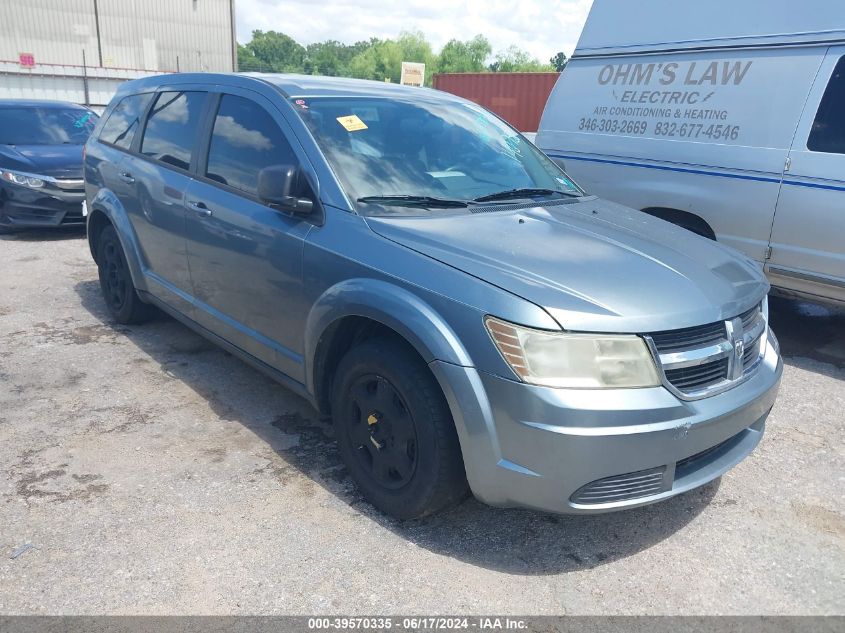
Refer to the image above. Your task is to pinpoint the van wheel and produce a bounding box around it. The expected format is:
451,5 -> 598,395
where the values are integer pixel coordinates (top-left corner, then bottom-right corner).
96,225 -> 154,324
331,337 -> 468,519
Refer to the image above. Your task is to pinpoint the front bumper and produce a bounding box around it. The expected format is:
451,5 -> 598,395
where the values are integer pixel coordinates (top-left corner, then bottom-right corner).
431,329 -> 782,514
0,182 -> 86,229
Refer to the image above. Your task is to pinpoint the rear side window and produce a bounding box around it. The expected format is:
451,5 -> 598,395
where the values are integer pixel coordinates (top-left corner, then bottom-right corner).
140,91 -> 207,171
205,95 -> 298,196
808,56 -> 845,154
99,93 -> 152,149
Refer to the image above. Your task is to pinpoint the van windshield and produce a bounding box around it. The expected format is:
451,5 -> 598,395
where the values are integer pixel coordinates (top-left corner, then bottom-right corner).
0,107 -> 98,145
290,95 -> 583,211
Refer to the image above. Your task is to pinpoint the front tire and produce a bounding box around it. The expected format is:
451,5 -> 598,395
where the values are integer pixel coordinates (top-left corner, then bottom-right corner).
96,225 -> 154,324
332,337 -> 468,519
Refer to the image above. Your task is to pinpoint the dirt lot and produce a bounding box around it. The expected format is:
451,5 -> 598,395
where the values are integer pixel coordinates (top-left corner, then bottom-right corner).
0,229 -> 843,615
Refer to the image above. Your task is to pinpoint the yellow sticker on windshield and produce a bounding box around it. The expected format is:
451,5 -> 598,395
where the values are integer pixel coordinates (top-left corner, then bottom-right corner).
336,114 -> 368,132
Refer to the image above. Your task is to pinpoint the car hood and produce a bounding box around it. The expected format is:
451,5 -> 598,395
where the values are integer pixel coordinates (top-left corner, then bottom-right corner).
365,197 -> 768,333
0,143 -> 83,178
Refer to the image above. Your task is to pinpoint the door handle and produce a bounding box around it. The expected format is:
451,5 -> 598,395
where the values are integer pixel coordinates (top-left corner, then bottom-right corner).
118,171 -> 134,184
187,200 -> 212,218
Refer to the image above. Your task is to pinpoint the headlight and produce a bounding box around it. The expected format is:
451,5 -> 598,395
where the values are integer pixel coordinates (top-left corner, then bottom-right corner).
485,316 -> 661,389
1,169 -> 45,189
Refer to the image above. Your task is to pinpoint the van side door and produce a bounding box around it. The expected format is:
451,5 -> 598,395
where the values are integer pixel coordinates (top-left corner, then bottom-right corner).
767,48 -> 845,302
183,89 -> 317,382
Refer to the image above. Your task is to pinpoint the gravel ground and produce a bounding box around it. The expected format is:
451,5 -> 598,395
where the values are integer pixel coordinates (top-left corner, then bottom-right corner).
0,229 -> 842,615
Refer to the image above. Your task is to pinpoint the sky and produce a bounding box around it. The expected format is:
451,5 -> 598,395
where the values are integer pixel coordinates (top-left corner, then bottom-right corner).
235,0 -> 594,62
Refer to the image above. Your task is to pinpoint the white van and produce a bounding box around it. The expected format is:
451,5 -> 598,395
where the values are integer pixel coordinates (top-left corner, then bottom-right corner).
537,0 -> 845,305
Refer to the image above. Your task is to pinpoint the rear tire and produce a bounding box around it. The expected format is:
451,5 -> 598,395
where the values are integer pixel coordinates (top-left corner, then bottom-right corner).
96,225 -> 154,324
331,337 -> 468,519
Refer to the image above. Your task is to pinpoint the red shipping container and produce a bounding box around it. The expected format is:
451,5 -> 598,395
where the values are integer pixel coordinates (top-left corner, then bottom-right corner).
432,72 -> 560,132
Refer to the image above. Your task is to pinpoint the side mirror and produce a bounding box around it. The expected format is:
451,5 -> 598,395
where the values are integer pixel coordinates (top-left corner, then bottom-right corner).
257,164 -> 314,215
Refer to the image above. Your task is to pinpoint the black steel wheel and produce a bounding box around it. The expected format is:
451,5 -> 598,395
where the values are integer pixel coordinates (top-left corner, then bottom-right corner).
96,225 -> 154,324
344,374 -> 418,490
332,336 -> 468,519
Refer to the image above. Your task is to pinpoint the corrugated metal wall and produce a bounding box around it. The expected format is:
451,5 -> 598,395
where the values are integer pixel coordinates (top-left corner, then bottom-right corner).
433,72 -> 561,132
0,0 -> 236,72
0,60 -> 164,110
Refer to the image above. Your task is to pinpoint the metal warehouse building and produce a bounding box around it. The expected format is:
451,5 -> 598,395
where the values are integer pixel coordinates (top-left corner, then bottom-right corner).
0,0 -> 237,109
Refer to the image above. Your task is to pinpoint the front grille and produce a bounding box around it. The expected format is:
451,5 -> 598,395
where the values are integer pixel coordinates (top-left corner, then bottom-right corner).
676,430 -> 743,474
743,338 -> 761,367
649,321 -> 725,352
740,306 -> 758,330
60,211 -> 85,224
571,466 -> 666,505
665,357 -> 729,391
573,430 -> 748,507
647,303 -> 765,397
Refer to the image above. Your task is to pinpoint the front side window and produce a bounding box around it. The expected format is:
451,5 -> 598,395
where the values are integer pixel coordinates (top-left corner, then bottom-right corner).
205,95 -> 298,196
808,56 -> 845,154
0,107 -> 98,145
290,95 -> 582,212
99,93 -> 153,150
140,91 -> 207,171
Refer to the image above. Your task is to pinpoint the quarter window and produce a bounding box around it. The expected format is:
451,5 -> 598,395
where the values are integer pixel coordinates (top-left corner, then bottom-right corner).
99,93 -> 152,149
808,56 -> 845,154
140,91 -> 207,171
205,95 -> 298,197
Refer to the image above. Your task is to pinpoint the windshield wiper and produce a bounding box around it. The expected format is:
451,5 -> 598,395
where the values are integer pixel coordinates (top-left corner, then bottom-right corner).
473,188 -> 575,203
357,195 -> 468,208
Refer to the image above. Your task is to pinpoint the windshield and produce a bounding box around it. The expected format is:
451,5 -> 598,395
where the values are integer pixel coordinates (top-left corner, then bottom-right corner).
0,107 -> 98,145
290,96 -> 583,210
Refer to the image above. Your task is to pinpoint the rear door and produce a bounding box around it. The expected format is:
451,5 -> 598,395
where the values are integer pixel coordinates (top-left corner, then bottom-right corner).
123,88 -> 209,314
768,48 -> 845,302
183,88 -> 315,381
92,92 -> 154,220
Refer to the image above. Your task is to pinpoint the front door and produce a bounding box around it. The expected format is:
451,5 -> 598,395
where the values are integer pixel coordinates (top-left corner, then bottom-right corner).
183,90 -> 315,382
768,48 -> 845,303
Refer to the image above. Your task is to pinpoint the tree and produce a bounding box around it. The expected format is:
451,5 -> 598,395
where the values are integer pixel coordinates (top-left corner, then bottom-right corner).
235,30 -> 557,80
347,38 -> 403,82
549,51 -> 567,72
435,35 -> 491,74
238,30 -> 305,73
237,43 -> 258,71
488,46 -> 554,72
303,40 -> 366,76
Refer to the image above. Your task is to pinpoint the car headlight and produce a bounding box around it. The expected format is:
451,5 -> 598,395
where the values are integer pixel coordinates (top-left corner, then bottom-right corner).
485,316 -> 661,389
1,169 -> 45,189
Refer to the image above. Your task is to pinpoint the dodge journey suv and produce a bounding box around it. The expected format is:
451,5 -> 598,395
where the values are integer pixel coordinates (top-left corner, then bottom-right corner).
84,73 -> 782,519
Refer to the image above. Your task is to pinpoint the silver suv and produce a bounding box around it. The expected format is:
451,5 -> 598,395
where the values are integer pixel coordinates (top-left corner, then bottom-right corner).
84,73 -> 782,519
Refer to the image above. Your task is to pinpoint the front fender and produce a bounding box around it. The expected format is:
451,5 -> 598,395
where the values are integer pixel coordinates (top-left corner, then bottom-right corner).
304,278 -> 473,396
89,188 -> 148,293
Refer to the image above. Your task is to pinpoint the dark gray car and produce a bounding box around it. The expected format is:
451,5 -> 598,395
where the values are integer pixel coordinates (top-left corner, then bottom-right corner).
0,100 -> 98,231
83,73 -> 782,519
